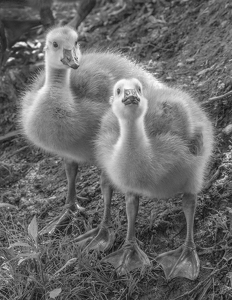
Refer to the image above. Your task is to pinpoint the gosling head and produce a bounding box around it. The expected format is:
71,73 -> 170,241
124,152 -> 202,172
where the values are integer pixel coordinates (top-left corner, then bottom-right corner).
44,26 -> 81,70
110,78 -> 148,120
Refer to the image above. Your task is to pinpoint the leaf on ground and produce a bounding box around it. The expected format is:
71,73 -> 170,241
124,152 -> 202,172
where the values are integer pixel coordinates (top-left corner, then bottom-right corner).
0,247 -> 15,260
0,203 -> 17,209
228,272 -> 232,287
226,207 -> 232,232
9,242 -> 32,249
17,252 -> 40,265
28,215 -> 38,245
0,130 -> 21,142
49,288 -> 62,299
54,258 -> 77,276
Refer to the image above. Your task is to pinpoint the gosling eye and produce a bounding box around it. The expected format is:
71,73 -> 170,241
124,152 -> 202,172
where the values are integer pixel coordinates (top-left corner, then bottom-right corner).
75,40 -> 78,46
53,41 -> 58,48
117,88 -> 121,95
138,86 -> 141,93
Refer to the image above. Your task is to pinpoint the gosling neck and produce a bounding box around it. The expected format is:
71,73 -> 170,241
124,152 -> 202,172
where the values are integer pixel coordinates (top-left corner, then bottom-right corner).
45,64 -> 71,88
118,115 -> 148,148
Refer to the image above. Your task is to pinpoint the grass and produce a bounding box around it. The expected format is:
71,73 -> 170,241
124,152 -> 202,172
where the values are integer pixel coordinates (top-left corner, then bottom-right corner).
1,193 -> 232,300
0,206 -> 161,300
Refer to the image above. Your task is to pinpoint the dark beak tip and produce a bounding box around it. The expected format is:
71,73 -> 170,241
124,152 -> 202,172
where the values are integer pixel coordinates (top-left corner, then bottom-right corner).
122,96 -> 140,106
70,63 -> 79,70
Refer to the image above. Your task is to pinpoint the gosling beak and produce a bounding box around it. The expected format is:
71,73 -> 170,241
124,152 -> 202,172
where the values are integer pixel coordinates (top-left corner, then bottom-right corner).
61,47 -> 79,69
122,89 -> 140,105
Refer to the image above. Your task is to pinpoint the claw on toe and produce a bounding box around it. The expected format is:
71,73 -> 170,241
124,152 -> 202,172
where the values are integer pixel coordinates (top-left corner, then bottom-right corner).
74,226 -> 115,252
75,195 -> 89,211
102,242 -> 151,275
156,244 -> 200,281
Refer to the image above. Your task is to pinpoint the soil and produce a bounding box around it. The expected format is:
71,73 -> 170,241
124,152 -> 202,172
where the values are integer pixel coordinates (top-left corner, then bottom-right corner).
0,0 -> 232,299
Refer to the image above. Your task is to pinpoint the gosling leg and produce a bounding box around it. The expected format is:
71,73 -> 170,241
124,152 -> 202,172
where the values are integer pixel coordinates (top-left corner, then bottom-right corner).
74,172 -> 115,252
156,193 -> 200,281
102,193 -> 150,275
64,159 -> 86,211
39,159 -> 87,235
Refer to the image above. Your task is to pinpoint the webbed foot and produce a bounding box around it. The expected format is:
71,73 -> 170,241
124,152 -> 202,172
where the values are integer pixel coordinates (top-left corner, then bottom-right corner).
74,225 -> 115,252
156,244 -> 200,281
39,199 -> 86,236
102,241 -> 151,275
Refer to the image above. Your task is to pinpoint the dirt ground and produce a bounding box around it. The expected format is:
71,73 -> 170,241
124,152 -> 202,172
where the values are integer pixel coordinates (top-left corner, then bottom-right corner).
1,0 -> 232,299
